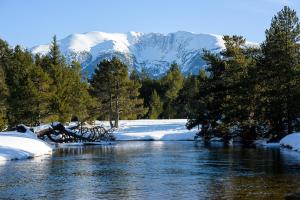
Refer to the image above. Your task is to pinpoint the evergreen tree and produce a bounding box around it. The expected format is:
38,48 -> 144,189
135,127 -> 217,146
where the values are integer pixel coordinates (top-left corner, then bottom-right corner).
38,38 -> 95,123
41,36 -> 77,122
138,69 -> 162,117
69,60 -> 95,122
90,59 -> 114,127
220,36 -> 259,140
0,39 -> 12,130
192,50 -> 227,139
90,57 -> 145,128
128,69 -> 148,119
259,6 -> 300,136
186,70 -> 210,137
175,74 -> 200,118
161,63 -> 184,118
5,46 -> 37,126
0,68 -> 8,130
29,56 -> 53,125
187,36 -> 259,141
148,90 -> 163,119
129,69 -> 140,83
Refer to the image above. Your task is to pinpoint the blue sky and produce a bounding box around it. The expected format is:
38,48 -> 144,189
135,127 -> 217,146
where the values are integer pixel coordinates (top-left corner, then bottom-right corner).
0,0 -> 299,47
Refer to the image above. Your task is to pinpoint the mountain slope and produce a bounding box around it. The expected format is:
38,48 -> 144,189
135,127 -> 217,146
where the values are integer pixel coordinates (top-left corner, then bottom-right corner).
31,31 -> 228,77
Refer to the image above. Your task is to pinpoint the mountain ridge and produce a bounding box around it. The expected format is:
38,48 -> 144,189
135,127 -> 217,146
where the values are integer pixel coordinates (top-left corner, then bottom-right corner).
31,31 -> 253,77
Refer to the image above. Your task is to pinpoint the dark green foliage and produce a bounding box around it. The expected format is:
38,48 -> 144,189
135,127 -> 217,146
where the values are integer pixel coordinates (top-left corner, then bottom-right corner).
90,57 -> 146,128
38,36 -> 94,123
258,6 -> 300,136
0,39 -> 12,129
5,46 -> 38,126
0,36 -> 94,127
175,74 -> 200,118
44,36 -> 73,122
70,61 -> 96,122
187,6 -> 300,142
0,68 -> 8,130
160,63 -> 184,118
186,49 -> 227,139
187,36 -> 260,141
220,36 -> 259,140
2,46 -> 55,127
138,70 -> 162,118
148,90 -> 163,119
28,56 -> 53,125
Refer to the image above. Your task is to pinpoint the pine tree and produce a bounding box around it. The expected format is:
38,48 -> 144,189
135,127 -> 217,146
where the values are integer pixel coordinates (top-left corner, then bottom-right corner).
175,74 -> 200,118
0,68 -> 8,130
49,35 -> 61,67
187,36 -> 259,141
90,57 -> 145,128
186,69 -> 214,140
29,54 -> 53,125
5,46 -> 38,126
38,37 -> 95,123
128,69 -> 148,119
220,36 -> 259,140
194,50 -> 227,139
138,69 -> 162,117
129,69 -> 140,83
161,63 -> 184,118
41,36 -> 75,122
259,6 -> 300,136
0,39 -> 12,130
148,90 -> 163,119
69,60 -> 95,122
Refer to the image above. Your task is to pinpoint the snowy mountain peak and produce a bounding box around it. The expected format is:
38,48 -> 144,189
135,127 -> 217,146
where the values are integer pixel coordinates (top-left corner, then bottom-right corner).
31,31 -> 227,77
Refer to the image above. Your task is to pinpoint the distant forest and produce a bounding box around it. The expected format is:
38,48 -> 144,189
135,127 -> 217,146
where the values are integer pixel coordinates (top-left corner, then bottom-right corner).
0,6 -> 299,142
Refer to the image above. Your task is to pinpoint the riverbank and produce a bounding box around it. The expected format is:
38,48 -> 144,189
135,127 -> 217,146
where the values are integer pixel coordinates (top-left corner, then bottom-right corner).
0,127 -> 53,161
0,119 -> 197,161
280,133 -> 300,152
103,119 -> 199,141
3,119 -> 300,162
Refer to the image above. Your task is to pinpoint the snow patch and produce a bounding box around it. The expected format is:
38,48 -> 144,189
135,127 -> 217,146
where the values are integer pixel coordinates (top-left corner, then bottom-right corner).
0,129 -> 53,162
255,139 -> 280,148
101,119 -> 198,141
280,133 -> 300,152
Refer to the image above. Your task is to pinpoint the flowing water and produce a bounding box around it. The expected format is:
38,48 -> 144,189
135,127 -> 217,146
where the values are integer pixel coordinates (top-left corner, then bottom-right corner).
1,141 -> 300,200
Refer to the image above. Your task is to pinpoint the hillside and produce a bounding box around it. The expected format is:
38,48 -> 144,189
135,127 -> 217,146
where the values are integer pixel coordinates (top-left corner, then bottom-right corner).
32,31 -> 228,76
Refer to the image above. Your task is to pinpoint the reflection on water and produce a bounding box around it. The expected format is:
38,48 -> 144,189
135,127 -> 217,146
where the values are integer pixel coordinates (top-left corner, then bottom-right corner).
0,141 -> 300,199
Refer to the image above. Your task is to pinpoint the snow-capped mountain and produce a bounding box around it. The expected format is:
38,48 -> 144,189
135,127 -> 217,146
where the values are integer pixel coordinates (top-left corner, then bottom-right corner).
31,31 -> 227,77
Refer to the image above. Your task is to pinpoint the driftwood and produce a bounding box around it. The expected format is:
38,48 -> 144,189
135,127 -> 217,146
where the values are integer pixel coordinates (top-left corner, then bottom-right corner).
36,122 -> 116,143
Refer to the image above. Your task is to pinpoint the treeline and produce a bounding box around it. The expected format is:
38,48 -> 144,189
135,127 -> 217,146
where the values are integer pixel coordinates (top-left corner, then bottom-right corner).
187,6 -> 300,141
0,36 -> 93,129
80,58 -> 191,126
0,36 -> 189,130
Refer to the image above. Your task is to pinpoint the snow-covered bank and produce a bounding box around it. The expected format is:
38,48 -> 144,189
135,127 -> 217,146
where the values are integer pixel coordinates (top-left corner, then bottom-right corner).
106,119 -> 198,141
280,133 -> 300,152
0,128 -> 53,161
255,139 -> 280,148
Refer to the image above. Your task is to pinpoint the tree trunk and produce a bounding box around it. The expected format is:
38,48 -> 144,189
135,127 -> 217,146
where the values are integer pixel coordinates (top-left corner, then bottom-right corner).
288,111 -> 292,134
109,93 -> 113,128
114,83 -> 120,128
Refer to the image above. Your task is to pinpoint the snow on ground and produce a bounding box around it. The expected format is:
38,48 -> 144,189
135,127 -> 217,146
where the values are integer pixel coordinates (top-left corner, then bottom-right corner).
0,119 -> 197,161
0,128 -> 53,162
280,133 -> 300,152
255,139 -> 280,148
98,119 -> 199,141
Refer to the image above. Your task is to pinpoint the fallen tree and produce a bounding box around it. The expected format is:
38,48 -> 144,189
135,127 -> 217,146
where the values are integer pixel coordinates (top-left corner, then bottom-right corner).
35,122 -> 116,143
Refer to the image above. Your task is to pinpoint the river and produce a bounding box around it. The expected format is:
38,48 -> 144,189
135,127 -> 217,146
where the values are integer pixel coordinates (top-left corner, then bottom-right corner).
1,141 -> 300,199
